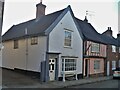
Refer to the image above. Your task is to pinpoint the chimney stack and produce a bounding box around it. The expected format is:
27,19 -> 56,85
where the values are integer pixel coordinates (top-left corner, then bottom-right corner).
36,1 -> 46,19
106,27 -> 113,36
117,33 -> 120,38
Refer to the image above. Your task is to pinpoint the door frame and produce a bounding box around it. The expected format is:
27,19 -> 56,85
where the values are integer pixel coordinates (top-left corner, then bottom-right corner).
49,58 -> 56,81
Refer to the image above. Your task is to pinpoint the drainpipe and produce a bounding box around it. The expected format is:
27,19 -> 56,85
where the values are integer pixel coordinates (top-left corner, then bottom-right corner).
25,28 -> 28,72
82,40 -> 85,78
63,58 -> 65,82
44,35 -> 49,82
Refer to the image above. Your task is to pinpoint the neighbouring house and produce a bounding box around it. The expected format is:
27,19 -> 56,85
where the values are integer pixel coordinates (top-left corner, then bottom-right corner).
2,2 -> 83,82
75,17 -> 107,78
117,33 -> 120,68
0,1 -> 4,67
102,27 -> 118,76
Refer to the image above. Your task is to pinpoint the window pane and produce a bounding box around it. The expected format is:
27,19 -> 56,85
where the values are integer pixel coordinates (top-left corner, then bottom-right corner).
112,61 -> 116,70
62,58 -> 76,71
112,46 -> 116,52
64,31 -> 72,47
14,40 -> 18,49
94,60 -> 100,70
31,37 -> 38,45
91,43 -> 100,53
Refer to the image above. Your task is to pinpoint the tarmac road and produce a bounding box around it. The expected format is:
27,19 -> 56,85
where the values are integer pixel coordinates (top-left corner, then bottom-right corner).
68,79 -> 120,88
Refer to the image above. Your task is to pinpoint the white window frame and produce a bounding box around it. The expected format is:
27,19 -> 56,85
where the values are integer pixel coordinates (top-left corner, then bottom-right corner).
62,58 -> 77,72
64,30 -> 72,47
94,60 -> 100,70
31,36 -> 38,45
91,42 -> 100,53
112,45 -> 116,52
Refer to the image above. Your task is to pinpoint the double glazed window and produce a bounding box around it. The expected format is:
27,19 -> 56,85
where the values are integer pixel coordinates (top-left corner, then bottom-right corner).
14,40 -> 18,49
94,60 -> 100,70
91,42 -> 100,53
62,58 -> 76,71
31,36 -> 38,45
64,30 -> 72,47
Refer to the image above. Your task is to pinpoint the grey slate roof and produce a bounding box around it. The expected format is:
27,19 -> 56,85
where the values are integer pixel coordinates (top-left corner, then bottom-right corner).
2,9 -> 65,41
2,5 -> 119,46
75,17 -> 118,46
117,34 -> 120,46
101,34 -> 118,46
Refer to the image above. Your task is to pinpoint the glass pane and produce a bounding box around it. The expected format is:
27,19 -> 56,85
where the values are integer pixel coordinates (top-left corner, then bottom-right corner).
52,64 -> 54,70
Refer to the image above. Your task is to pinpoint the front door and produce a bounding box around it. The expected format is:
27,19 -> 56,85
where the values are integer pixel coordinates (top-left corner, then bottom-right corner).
85,59 -> 88,77
49,59 -> 55,81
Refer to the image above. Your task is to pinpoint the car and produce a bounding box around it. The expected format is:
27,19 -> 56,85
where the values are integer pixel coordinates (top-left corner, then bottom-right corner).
113,67 -> 120,79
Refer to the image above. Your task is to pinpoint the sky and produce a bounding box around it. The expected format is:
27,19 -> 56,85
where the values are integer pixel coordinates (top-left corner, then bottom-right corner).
2,0 -> 119,38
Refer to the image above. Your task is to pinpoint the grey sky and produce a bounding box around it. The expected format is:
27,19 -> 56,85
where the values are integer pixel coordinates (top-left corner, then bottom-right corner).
2,0 -> 119,38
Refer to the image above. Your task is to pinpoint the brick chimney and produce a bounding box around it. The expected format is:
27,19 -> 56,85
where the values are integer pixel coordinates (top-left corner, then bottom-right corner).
103,27 -> 113,37
36,1 -> 46,19
117,33 -> 120,38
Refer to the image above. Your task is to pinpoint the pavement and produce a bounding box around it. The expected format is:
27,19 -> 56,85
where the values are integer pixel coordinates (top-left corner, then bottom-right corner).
2,76 -> 113,88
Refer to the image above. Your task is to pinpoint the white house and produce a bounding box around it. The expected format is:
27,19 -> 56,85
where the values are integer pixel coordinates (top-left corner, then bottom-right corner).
2,2 -> 83,82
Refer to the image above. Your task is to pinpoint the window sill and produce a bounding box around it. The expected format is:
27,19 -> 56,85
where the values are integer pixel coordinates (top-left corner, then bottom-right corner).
64,46 -> 72,49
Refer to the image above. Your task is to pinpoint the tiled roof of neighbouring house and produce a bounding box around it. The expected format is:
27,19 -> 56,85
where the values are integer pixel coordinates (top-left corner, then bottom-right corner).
117,34 -> 120,46
75,17 -> 118,46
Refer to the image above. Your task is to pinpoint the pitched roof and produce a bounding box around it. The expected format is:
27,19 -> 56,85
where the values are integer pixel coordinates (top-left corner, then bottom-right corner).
75,17 -> 118,46
117,34 -> 120,46
101,33 -> 118,46
2,5 -> 118,46
118,38 -> 120,46
2,8 -> 65,41
75,18 -> 106,44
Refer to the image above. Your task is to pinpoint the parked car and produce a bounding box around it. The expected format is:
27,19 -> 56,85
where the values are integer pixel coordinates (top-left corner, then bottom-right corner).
113,67 -> 120,79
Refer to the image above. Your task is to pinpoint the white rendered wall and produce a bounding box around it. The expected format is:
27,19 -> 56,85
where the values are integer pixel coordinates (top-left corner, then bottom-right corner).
49,11 -> 83,77
2,36 -> 47,72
